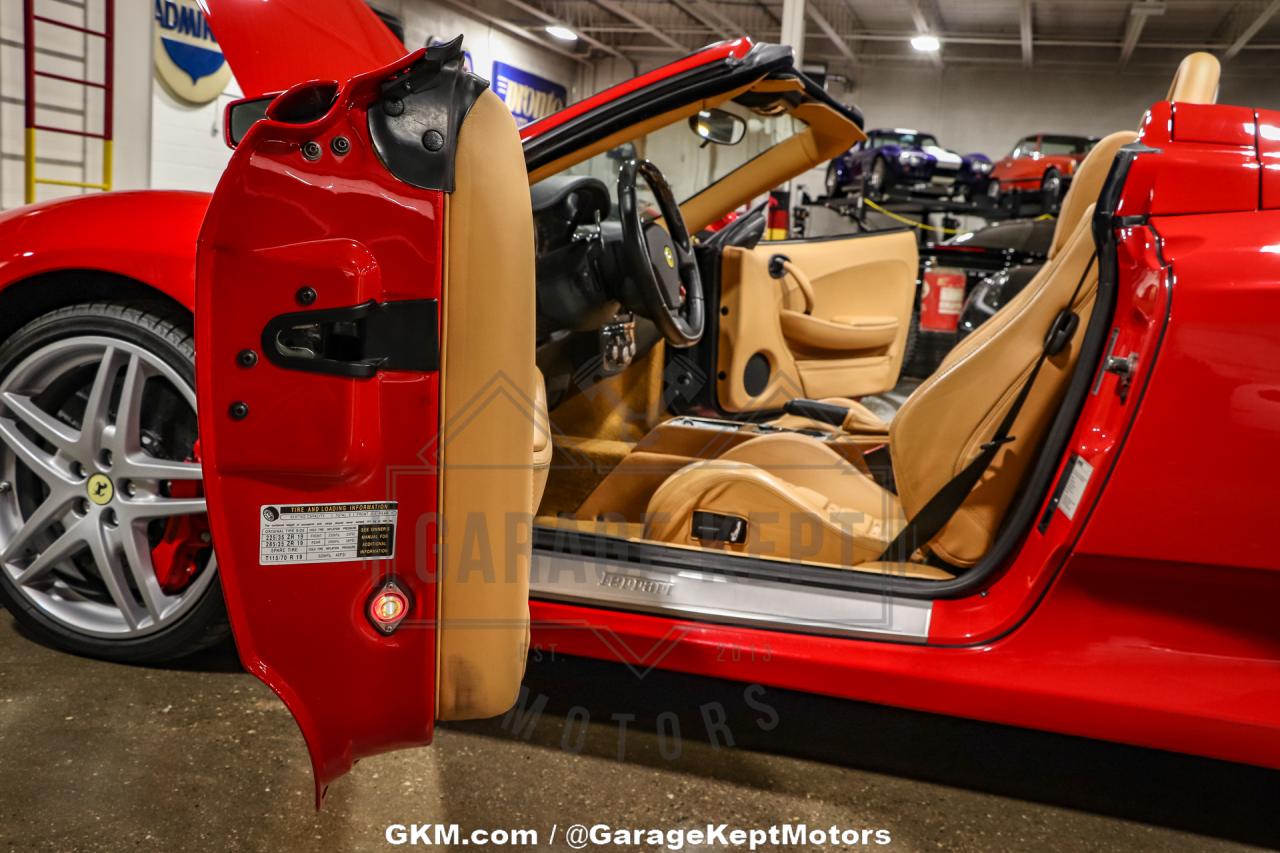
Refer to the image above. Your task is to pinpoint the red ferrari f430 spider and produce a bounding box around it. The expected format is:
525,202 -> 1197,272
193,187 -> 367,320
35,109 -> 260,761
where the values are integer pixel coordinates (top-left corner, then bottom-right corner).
0,0 -> 1275,802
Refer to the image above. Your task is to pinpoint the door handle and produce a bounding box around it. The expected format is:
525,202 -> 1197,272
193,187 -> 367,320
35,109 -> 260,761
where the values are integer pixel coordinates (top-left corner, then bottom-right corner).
261,299 -> 439,377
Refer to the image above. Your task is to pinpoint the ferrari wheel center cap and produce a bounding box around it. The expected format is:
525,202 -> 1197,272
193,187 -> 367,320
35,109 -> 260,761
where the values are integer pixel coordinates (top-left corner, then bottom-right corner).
87,473 -> 114,506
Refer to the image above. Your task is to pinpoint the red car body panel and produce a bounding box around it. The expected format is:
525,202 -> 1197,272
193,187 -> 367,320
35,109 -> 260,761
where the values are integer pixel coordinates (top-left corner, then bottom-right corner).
194,51 -> 444,803
0,190 -> 208,312
1259,109 -> 1280,207
529,548 -> 1280,769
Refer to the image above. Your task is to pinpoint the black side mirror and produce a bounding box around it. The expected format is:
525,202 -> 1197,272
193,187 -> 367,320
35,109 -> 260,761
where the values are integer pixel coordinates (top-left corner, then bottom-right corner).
224,95 -> 274,148
223,81 -> 340,149
688,109 -> 746,146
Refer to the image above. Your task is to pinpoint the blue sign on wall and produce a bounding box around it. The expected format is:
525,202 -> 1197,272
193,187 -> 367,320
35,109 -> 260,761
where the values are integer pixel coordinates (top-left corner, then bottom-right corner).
492,62 -> 568,126
153,0 -> 230,104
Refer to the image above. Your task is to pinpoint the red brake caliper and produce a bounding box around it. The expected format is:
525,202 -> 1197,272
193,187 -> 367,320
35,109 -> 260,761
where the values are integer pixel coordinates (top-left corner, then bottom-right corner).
150,439 -> 211,594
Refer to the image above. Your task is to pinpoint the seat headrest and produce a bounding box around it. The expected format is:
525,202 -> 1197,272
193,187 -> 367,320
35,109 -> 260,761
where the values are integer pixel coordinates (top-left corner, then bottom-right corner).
1049,53 -> 1219,259
1167,52 -> 1220,105
1048,130 -> 1139,258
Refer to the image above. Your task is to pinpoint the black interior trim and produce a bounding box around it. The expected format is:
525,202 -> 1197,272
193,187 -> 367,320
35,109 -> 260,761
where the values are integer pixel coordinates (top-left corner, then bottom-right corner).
765,225 -> 912,245
525,43 -> 797,173
367,36 -> 488,193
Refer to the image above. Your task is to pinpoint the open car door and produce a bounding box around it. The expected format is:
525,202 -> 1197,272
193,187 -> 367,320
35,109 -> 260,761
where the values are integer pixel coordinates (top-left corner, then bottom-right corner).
193,31 -> 543,801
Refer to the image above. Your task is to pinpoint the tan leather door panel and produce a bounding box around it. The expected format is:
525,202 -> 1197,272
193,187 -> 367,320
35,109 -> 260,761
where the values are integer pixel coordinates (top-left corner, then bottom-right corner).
715,230 -> 917,412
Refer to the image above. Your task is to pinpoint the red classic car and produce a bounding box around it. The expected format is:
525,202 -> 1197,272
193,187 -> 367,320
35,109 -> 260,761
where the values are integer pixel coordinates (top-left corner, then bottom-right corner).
988,133 -> 1097,205
1,0 -> 1276,804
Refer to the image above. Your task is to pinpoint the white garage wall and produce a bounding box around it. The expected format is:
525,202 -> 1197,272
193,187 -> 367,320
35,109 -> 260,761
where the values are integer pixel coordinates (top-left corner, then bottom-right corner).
149,69 -> 240,192
583,50 -> 1278,167
144,1 -> 582,195
833,65 -> 1280,159
369,1 -> 581,102
8,7 -> 1278,210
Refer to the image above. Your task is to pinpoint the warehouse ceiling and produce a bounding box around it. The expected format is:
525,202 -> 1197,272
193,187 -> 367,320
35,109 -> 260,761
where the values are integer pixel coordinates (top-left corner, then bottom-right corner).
435,0 -> 1280,76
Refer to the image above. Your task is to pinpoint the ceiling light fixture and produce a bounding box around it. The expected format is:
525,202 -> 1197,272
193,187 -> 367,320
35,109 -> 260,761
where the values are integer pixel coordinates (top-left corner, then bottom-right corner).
545,25 -> 579,41
911,34 -> 941,52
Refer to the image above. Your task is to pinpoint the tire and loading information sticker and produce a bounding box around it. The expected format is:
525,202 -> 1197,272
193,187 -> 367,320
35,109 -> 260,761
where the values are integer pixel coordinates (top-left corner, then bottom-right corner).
259,501 -> 398,565
1056,456 -> 1094,520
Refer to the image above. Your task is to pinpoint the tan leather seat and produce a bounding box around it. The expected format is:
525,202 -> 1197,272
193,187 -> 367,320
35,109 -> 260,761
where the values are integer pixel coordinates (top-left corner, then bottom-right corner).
648,433 -> 905,570
645,53 -> 1219,571
780,50 -> 1222,436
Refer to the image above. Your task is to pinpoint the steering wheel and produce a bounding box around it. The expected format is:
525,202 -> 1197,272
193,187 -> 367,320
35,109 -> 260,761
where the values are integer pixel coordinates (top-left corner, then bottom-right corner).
617,159 -> 704,347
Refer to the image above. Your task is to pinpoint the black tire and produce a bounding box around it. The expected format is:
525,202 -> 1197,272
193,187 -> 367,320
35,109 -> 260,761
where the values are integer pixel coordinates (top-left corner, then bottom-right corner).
1040,168 -> 1063,213
825,162 -> 842,199
0,300 -> 229,664
865,156 -> 890,201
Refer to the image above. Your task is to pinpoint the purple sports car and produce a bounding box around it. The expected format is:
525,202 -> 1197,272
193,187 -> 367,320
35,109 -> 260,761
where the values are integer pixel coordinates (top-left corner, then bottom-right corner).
826,128 -> 992,200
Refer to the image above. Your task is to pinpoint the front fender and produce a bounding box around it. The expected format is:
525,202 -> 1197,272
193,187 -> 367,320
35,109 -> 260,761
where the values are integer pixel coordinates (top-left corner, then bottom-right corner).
0,190 -> 210,310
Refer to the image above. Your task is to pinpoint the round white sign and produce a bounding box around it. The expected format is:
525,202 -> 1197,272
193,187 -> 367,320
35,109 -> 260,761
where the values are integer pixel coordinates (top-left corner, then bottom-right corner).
153,0 -> 231,105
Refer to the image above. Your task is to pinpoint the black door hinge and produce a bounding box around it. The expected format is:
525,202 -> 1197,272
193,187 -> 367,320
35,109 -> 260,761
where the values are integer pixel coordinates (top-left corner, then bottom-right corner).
261,299 -> 438,378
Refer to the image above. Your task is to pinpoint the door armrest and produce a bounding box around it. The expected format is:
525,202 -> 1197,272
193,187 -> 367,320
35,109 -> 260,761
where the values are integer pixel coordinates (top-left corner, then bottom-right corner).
779,311 -> 899,352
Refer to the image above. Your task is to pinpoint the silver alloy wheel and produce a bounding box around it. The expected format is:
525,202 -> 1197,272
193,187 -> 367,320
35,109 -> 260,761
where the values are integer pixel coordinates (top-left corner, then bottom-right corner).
987,179 -> 1001,198
825,165 -> 839,197
0,336 -> 214,638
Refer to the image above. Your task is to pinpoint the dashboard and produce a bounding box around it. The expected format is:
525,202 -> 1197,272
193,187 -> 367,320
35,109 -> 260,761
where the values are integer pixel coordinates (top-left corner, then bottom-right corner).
531,173 -> 666,405
531,174 -> 620,338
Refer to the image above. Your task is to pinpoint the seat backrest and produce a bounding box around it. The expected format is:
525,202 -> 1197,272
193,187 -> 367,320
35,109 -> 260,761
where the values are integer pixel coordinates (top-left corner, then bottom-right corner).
1047,131 -> 1138,262
1167,51 -> 1220,105
887,55 -> 1220,569
1044,51 -> 1219,261
946,130 -> 1134,372
889,204 -> 1098,567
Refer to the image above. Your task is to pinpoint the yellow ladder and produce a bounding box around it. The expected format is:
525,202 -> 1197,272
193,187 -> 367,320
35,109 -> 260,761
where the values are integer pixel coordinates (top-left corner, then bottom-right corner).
23,0 -> 115,203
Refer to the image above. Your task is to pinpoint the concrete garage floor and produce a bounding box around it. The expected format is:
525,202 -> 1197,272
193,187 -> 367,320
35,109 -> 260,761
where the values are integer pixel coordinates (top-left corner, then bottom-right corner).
1,611 -> 1278,853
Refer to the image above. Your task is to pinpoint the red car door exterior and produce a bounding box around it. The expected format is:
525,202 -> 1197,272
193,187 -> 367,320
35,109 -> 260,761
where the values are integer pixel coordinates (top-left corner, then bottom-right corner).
195,32 -> 541,801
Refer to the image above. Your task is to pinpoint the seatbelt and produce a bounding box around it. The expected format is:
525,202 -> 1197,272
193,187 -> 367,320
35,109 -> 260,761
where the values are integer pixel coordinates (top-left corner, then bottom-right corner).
879,254 -> 1096,563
